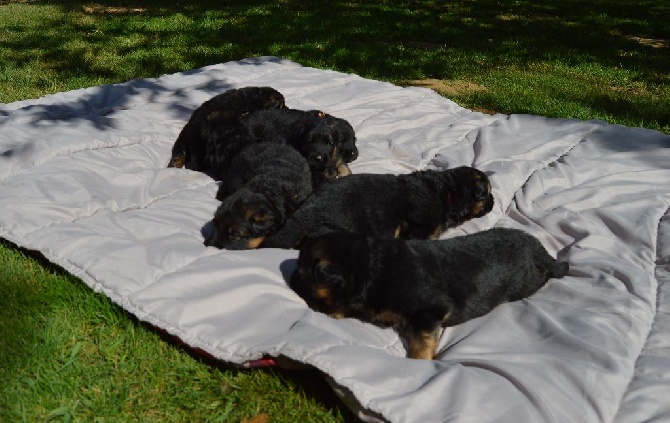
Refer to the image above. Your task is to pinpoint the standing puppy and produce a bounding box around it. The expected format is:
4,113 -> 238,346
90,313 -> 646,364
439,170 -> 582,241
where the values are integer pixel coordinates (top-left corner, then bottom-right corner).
205,142 -> 312,250
261,166 -> 494,249
168,86 -> 286,171
291,228 -> 569,359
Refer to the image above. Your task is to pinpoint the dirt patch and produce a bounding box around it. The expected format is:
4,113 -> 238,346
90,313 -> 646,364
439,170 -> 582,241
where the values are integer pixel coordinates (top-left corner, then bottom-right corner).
404,79 -> 496,114
82,5 -> 147,15
626,36 -> 668,49
405,78 -> 486,97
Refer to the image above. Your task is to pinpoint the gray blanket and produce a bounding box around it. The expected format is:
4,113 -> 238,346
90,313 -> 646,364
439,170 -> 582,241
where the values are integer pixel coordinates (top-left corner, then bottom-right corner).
1,57 -> 669,422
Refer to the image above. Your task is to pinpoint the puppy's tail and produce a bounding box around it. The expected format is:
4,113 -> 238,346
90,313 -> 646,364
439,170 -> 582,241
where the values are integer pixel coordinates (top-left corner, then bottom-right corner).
550,261 -> 569,279
534,246 -> 569,279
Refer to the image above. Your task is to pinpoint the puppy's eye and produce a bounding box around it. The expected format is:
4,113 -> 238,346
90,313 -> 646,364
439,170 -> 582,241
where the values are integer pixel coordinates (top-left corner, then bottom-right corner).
314,155 -> 326,163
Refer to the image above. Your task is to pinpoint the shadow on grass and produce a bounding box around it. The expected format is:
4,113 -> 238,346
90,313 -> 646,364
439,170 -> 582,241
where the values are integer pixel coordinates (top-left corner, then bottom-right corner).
0,58 -> 282,132
1,0 -> 668,129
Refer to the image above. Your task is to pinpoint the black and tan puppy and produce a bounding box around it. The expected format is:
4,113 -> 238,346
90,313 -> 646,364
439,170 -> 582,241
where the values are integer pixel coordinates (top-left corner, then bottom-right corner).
204,142 -> 313,250
204,108 -> 357,185
260,166 -> 494,249
291,228 -> 569,359
168,86 -> 286,171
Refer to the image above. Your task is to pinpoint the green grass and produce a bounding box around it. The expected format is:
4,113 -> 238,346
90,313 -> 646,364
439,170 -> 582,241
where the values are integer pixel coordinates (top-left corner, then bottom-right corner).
0,242 -> 353,422
1,0 -> 668,421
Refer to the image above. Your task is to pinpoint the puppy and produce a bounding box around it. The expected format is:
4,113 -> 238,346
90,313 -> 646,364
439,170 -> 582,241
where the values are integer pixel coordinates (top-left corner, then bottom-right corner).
168,86 -> 286,171
204,142 -> 312,250
204,108 -> 357,186
291,228 -> 569,359
260,166 -> 494,249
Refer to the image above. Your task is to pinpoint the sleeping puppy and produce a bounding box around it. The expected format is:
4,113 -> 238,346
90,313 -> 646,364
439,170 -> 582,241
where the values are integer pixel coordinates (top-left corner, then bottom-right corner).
260,166 -> 494,249
168,86 -> 286,171
204,108 -> 357,186
291,228 -> 569,359
204,142 -> 312,250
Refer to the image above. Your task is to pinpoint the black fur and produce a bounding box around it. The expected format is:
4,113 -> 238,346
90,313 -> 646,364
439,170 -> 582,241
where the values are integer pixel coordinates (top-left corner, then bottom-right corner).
204,143 -> 313,250
260,166 -> 494,249
168,86 -> 286,171
291,228 -> 569,359
205,108 -> 357,186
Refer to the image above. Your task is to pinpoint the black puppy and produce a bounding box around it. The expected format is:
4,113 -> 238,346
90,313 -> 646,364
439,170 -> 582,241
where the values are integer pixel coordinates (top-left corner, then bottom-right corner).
168,86 -> 286,171
291,228 -> 569,359
204,142 -> 312,250
260,166 -> 494,249
205,108 -> 357,186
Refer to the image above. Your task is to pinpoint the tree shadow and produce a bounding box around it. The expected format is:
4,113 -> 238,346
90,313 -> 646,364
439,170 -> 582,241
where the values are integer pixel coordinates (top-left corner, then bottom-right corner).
1,0 -> 668,130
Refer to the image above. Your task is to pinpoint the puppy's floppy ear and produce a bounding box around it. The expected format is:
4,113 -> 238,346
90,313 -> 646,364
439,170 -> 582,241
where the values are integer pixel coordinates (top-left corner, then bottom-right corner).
314,261 -> 345,287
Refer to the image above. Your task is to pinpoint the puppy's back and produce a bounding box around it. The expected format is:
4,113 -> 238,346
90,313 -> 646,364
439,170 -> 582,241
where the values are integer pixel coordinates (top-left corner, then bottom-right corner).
169,86 -> 285,170
405,227 -> 567,323
261,173 -> 405,248
225,143 -> 311,191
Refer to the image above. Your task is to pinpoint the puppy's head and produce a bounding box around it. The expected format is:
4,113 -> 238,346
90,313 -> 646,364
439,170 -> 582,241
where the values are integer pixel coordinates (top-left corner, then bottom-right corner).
296,113 -> 355,184
291,233 -> 368,316
257,87 -> 288,110
325,115 -> 358,164
446,167 -> 494,225
205,189 -> 279,250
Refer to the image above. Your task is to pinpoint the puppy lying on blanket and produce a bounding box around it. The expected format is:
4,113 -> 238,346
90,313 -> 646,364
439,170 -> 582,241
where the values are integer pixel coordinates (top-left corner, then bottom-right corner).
168,86 -> 286,171
204,142 -> 312,250
260,166 -> 494,249
291,228 -> 569,359
204,108 -> 357,186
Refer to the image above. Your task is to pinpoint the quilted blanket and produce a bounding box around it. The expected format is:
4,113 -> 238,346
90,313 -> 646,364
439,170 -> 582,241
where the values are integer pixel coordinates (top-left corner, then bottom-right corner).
1,57 -> 669,422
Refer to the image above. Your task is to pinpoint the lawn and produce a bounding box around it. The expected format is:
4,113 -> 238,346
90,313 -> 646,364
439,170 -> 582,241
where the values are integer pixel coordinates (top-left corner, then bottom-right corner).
1,0 -> 668,421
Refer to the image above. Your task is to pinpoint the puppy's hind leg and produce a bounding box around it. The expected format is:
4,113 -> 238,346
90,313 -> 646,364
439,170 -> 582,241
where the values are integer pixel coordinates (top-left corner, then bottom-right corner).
406,305 -> 450,359
408,327 -> 441,360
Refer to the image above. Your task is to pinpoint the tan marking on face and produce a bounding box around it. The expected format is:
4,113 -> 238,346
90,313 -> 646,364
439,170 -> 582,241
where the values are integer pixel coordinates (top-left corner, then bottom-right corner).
245,236 -> 265,249
168,155 -> 186,168
394,225 -> 403,238
471,200 -> 486,216
310,243 -> 331,263
243,207 -> 268,223
473,169 -> 483,180
328,145 -> 350,178
329,311 -> 346,319
408,329 -> 439,360
336,161 -> 351,177
313,286 -> 334,307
